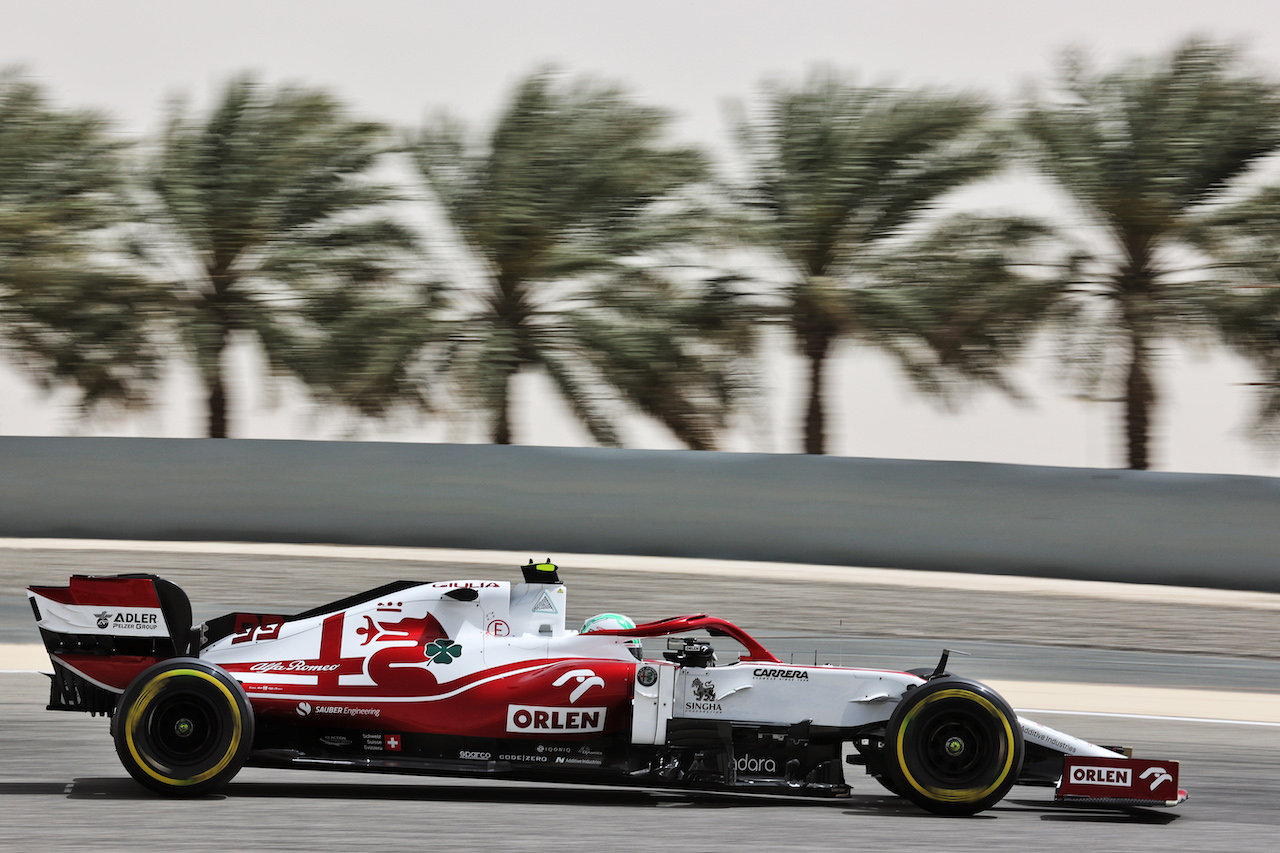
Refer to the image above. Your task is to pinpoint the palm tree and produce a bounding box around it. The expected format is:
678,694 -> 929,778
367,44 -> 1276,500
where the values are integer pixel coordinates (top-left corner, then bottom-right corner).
1021,41 -> 1280,469
1190,186 -> 1280,440
143,76 -> 422,438
0,70 -> 160,416
409,70 -> 754,449
732,71 -> 1053,455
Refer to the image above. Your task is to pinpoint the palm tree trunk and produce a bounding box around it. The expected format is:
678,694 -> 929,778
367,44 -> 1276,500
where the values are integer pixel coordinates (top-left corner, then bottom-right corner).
492,369 -> 513,445
205,323 -> 230,439
803,333 -> 833,455
1123,331 -> 1154,470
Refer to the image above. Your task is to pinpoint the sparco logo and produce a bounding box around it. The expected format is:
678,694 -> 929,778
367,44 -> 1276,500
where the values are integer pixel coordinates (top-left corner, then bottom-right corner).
734,756 -> 777,773
459,750 -> 491,760
1070,766 -> 1132,787
753,668 -> 809,680
506,705 -> 607,733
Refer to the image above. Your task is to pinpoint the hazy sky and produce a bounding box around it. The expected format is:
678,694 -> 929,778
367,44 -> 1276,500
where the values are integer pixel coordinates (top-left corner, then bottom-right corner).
6,0 -> 1280,475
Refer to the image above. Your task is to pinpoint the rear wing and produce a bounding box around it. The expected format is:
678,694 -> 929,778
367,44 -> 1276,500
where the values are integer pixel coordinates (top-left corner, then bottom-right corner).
26,574 -> 194,715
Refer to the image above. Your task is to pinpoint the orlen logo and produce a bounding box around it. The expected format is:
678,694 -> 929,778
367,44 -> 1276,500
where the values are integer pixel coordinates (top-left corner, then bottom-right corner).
506,705 -> 607,733
551,668 -> 605,703
1070,766 -> 1132,787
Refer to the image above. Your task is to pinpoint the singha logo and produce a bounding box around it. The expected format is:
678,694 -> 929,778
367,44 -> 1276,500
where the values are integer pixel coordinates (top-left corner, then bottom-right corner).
94,611 -> 111,630
692,678 -> 716,701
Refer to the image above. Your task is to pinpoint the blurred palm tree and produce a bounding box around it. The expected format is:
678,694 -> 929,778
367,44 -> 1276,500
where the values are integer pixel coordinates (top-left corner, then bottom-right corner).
732,72 -> 1058,455
142,76 -> 426,438
1021,41 -> 1280,469
0,70 -> 160,417
1190,187 -> 1280,440
408,70 -> 755,449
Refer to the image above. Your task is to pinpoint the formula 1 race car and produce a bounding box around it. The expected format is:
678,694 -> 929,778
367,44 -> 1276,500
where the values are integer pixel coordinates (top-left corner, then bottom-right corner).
26,561 -> 1187,816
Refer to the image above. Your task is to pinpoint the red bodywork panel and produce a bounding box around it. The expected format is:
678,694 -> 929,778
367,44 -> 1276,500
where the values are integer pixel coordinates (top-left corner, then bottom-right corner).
29,576 -> 161,608
239,657 -> 637,738
54,653 -> 163,692
1057,755 -> 1183,804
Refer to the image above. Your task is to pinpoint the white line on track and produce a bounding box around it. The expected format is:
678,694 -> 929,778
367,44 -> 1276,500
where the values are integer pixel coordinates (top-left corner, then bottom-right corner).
5,538 -> 1279,609
1017,708 -> 1280,728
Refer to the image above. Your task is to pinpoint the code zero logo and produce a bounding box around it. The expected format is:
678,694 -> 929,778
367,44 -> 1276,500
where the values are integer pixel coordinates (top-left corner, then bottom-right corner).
1070,766 -> 1132,787
506,705 -> 607,733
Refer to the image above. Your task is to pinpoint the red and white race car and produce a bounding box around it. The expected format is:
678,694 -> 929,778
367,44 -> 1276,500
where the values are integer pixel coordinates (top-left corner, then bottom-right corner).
27,560 -> 1186,815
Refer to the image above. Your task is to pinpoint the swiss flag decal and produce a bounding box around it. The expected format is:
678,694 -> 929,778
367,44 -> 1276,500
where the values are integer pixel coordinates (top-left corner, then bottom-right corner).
384,734 -> 402,751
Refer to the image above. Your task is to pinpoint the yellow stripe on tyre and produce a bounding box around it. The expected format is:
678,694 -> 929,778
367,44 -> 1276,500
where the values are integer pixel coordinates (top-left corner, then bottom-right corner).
895,688 -> 1015,804
125,668 -> 242,787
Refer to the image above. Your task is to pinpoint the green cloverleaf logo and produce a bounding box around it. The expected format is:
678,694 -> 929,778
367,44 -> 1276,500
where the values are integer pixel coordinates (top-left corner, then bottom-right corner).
425,639 -> 463,665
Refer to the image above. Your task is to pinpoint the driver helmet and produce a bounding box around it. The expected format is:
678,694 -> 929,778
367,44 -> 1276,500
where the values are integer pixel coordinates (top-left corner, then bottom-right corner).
580,613 -> 636,633
580,613 -> 643,659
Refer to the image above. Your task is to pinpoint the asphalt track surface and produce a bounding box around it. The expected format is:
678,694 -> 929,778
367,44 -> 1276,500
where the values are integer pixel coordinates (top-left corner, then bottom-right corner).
3,543 -> 1280,851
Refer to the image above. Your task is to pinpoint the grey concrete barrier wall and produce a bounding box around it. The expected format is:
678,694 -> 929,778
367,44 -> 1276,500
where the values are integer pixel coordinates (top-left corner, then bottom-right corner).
1,436 -> 1278,591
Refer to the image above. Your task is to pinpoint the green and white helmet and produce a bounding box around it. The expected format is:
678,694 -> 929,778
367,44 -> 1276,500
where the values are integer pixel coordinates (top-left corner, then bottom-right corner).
580,613 -> 637,633
580,613 -> 642,659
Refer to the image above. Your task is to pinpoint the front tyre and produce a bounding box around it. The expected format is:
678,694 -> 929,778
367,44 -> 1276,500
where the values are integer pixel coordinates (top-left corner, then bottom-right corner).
113,658 -> 254,796
883,677 -> 1023,816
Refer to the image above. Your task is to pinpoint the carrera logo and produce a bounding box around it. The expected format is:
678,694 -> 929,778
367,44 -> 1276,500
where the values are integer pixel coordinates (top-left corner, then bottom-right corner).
1069,766 -> 1132,787
753,668 -> 809,680
506,705 -> 606,733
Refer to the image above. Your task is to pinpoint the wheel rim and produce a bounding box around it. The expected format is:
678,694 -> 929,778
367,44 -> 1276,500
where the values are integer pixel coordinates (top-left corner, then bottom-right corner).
124,668 -> 244,787
145,691 -> 222,768
895,688 -> 1015,803
914,709 -> 994,785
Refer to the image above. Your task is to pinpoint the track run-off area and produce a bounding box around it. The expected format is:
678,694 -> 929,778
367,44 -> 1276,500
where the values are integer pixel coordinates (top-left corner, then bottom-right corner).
2,540 -> 1278,852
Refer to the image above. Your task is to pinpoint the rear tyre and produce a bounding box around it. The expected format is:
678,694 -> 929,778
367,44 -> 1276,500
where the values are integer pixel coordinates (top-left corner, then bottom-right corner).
883,677 -> 1023,816
113,658 -> 254,796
